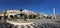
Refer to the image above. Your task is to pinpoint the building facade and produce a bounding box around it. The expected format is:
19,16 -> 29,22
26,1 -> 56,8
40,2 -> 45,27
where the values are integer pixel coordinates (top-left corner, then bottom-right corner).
0,10 -> 48,19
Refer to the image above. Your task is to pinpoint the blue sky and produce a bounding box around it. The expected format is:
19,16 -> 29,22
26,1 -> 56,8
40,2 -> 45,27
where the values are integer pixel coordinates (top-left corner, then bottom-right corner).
0,0 -> 59,15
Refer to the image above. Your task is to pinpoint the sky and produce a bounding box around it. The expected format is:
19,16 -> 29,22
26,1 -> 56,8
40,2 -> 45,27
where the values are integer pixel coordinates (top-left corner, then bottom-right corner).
0,0 -> 59,15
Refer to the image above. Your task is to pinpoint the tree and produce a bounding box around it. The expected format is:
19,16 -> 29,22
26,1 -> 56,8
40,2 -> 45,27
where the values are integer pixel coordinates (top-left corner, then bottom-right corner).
28,14 -> 37,19
28,15 -> 32,19
14,15 -> 18,19
23,14 -> 27,21
5,16 -> 8,19
24,14 -> 27,19
45,16 -> 52,19
33,15 -> 37,19
0,16 -> 2,20
43,16 -> 45,19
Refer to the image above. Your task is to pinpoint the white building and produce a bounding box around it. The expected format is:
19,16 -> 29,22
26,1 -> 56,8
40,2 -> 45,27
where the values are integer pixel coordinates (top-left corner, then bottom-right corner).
0,9 -> 48,19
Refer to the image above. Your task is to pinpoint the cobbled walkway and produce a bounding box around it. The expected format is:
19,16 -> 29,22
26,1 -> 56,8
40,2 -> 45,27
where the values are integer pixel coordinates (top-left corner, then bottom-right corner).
6,19 -> 60,28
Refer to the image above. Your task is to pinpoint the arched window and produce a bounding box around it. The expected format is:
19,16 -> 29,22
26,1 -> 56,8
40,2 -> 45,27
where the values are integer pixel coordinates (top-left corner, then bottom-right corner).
10,15 -> 14,19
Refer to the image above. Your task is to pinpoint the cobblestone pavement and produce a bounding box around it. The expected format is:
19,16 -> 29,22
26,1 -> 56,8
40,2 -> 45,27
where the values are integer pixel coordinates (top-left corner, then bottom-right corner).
0,19 -> 60,28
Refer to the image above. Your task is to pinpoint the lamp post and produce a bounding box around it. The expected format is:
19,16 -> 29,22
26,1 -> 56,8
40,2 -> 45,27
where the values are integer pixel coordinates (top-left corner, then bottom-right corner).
19,9 -> 24,20
20,10 -> 23,19
1,10 -> 7,23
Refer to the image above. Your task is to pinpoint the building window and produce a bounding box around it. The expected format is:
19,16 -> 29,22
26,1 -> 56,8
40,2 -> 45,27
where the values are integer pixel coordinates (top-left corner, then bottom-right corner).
10,15 -> 14,19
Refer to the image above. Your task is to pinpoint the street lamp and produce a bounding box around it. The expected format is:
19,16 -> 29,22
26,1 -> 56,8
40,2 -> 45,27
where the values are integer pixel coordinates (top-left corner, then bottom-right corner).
19,9 -> 24,20
1,10 -> 7,23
